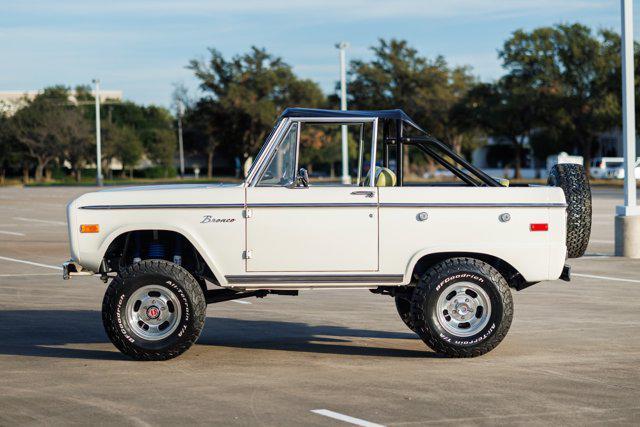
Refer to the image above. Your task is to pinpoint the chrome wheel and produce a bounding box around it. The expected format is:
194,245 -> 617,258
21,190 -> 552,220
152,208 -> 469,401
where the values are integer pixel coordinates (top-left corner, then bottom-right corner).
436,281 -> 491,337
125,285 -> 182,341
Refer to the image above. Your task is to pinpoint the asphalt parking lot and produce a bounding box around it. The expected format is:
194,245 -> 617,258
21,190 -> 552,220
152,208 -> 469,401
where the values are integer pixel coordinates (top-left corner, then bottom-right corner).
0,186 -> 639,426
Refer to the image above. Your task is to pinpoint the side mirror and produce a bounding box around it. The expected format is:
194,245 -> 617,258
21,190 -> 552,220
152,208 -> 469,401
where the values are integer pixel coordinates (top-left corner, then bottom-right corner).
296,168 -> 309,188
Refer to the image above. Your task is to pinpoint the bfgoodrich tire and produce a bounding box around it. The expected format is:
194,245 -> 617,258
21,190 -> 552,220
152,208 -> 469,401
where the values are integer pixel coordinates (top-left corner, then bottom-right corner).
102,260 -> 206,361
548,163 -> 592,258
410,258 -> 513,358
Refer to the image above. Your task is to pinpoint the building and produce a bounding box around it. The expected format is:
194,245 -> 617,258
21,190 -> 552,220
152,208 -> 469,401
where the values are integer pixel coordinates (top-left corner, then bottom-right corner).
0,89 -> 123,116
472,130 -> 639,171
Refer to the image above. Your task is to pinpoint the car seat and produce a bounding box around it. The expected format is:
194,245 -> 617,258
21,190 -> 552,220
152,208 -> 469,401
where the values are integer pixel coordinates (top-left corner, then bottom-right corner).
364,166 -> 397,187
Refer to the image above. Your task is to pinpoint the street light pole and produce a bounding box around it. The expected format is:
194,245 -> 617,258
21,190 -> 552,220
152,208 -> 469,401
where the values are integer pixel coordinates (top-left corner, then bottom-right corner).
177,101 -> 185,178
615,0 -> 640,258
92,79 -> 103,187
336,42 -> 350,184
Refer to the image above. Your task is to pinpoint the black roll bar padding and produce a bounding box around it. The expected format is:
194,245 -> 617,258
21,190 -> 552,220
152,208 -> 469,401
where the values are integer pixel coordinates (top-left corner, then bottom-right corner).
415,142 -> 480,186
403,135 -> 500,187
375,115 -> 498,187
428,139 -> 500,187
382,120 -> 390,168
384,137 -> 481,186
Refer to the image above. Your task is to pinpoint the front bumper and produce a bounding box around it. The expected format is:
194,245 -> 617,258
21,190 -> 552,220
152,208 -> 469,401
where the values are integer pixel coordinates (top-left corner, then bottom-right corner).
62,260 -> 94,280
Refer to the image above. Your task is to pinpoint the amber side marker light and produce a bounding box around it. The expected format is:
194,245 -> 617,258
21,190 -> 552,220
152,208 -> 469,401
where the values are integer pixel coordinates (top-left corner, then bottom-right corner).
530,223 -> 549,232
80,224 -> 100,233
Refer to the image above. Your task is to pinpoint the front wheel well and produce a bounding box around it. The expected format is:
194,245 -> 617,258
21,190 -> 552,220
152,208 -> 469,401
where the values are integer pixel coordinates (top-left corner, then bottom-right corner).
411,252 -> 528,290
103,230 -> 218,287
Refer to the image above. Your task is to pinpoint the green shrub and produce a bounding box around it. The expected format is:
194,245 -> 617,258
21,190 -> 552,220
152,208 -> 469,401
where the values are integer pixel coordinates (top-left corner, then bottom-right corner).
141,167 -> 177,179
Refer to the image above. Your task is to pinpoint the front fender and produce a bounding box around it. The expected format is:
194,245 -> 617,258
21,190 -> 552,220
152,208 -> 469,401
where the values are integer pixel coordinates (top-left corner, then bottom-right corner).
84,223 -> 230,286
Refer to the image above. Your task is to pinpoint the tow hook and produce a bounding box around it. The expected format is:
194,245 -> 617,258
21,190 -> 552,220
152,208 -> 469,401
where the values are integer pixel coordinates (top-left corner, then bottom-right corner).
560,264 -> 571,282
62,260 -> 93,280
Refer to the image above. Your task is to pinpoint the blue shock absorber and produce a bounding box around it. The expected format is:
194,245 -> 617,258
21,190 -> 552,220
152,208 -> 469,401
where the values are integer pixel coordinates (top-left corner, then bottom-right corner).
147,242 -> 165,259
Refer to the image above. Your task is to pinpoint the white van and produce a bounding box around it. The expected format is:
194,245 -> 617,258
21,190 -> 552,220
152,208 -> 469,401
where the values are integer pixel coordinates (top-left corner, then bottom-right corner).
590,157 -> 640,179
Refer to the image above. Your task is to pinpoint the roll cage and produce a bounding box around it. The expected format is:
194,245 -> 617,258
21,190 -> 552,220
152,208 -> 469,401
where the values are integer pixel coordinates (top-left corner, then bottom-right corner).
247,108 -> 501,187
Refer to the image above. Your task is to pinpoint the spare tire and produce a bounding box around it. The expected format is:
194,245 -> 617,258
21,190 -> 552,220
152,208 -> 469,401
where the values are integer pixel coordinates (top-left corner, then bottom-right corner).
548,164 -> 592,258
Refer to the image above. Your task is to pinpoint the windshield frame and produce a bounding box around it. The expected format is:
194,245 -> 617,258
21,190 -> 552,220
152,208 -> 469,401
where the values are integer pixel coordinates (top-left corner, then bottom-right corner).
244,118 -> 286,184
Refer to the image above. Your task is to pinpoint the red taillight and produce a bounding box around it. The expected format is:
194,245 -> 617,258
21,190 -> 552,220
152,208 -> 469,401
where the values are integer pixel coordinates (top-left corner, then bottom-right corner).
530,223 -> 548,232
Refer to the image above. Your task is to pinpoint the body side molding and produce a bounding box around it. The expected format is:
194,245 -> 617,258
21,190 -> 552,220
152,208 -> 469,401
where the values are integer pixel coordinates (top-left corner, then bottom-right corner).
80,204 -> 245,210
225,274 -> 404,284
379,202 -> 567,208
80,202 -> 566,210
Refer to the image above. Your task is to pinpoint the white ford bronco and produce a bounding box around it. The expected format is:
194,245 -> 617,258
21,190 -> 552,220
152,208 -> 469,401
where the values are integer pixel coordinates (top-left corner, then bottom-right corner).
63,108 -> 591,360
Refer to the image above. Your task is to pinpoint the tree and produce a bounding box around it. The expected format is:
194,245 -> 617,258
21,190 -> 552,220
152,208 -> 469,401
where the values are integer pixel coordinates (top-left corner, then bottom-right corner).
101,121 -> 120,179
438,66 -> 480,157
187,47 -> 324,165
347,39 -> 478,177
102,124 -> 143,179
142,128 -> 176,177
183,99 -> 223,178
348,39 -> 476,147
298,124 -> 341,176
500,24 -> 621,174
0,114 -> 19,184
60,107 -> 92,182
97,102 -> 175,179
455,76 -> 540,178
10,86 -> 85,181
1,118 -> 31,183
116,127 -> 144,178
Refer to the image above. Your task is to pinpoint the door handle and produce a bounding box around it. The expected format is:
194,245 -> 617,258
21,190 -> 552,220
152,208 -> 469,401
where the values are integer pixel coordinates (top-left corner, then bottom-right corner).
350,190 -> 375,198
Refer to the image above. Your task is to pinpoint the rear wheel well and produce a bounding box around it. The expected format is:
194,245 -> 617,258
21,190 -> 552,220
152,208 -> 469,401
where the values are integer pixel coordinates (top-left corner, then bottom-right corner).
411,252 -> 528,290
103,230 -> 218,288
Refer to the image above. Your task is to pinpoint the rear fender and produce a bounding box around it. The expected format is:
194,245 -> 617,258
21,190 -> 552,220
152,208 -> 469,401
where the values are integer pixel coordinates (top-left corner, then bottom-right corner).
404,244 -> 551,284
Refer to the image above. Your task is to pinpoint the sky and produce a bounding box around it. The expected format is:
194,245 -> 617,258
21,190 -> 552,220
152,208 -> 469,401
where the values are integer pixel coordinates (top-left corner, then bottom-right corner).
0,0 -> 637,109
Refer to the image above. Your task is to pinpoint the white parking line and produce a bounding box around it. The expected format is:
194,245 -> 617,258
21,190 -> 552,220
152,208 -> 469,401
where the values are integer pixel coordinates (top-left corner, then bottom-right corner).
580,254 -> 615,259
0,273 -> 60,277
573,273 -> 640,284
0,230 -> 25,236
311,410 -> 384,427
14,217 -> 66,226
231,300 -> 251,305
0,256 -> 62,270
